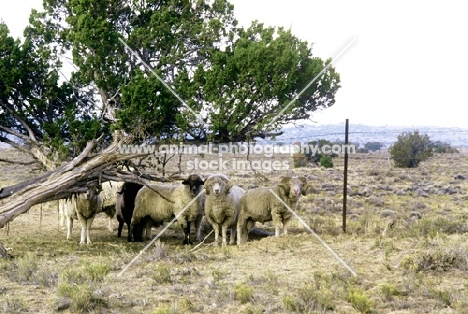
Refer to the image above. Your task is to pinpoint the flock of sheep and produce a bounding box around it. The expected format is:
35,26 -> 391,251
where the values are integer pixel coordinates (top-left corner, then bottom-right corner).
59,174 -> 310,246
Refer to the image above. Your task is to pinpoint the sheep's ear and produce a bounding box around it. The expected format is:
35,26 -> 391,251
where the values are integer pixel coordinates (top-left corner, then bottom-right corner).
301,184 -> 310,196
182,179 -> 189,185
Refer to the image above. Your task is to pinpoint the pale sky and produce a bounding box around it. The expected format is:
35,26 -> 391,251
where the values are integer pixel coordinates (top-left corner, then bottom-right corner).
1,0 -> 467,128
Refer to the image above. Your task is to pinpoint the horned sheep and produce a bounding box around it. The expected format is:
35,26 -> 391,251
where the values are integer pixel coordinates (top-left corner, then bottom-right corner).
236,176 -> 309,244
130,174 -> 204,245
204,174 -> 245,246
64,182 -> 102,244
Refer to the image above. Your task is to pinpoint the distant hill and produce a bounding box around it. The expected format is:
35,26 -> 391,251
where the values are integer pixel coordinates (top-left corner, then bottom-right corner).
262,124 -> 468,148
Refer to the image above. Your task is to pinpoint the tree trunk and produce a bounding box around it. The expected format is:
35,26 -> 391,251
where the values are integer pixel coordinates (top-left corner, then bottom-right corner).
0,139 -> 150,228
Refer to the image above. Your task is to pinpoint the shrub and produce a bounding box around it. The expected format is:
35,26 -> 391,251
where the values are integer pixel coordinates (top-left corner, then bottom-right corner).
152,264 -> 172,284
433,141 -> 459,153
57,268 -> 109,312
380,283 -> 402,300
389,131 -> 433,168
364,141 -> 383,152
320,155 -> 334,168
292,152 -> 308,168
304,139 -> 338,164
347,288 -> 374,313
235,283 -> 254,304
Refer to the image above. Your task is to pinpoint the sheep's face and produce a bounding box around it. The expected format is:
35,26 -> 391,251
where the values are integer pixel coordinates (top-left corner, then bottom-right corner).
278,177 -> 308,198
85,183 -> 101,200
183,174 -> 205,197
205,176 -> 231,196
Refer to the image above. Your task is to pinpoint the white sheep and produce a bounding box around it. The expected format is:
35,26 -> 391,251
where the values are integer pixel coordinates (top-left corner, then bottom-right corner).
204,174 -> 245,246
65,183 -> 102,244
130,174 -> 204,245
237,176 -> 309,244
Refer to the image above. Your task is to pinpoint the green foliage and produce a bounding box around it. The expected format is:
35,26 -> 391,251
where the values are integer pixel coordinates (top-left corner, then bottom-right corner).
380,283 -> 402,300
152,264 -> 172,284
294,139 -> 339,168
292,153 -> 308,168
389,131 -> 433,168
195,23 -> 340,141
57,262 -> 110,312
4,253 -> 58,287
320,155 -> 334,168
282,283 -> 335,312
0,19 -> 107,161
433,141 -> 459,153
235,283 -> 254,304
364,141 -> 383,152
1,0 -> 341,167
347,288 -> 374,313
304,139 -> 338,164
1,296 -> 29,313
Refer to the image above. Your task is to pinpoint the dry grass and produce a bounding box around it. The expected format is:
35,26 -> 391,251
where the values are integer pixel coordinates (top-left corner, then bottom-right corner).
1,149 -> 468,313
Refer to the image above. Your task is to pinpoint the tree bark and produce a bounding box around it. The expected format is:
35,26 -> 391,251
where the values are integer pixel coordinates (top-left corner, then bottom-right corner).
0,138 -> 160,228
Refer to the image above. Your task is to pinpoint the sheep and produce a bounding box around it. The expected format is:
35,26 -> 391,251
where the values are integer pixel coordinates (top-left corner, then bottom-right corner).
65,182 -> 102,244
204,174 -> 246,246
115,182 -> 144,241
99,181 -> 124,232
237,177 -> 309,244
130,174 -> 204,245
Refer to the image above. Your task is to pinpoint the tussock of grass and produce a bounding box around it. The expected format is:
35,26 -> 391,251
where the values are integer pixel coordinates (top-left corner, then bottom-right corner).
347,287 -> 374,313
235,283 -> 254,304
151,263 -> 172,284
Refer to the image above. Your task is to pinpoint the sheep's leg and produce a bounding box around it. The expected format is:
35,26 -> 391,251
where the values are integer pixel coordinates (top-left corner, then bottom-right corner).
77,215 -> 88,244
145,219 -> 153,240
245,219 -> 254,242
126,222 -> 132,242
221,224 -> 228,247
108,217 -> 114,232
195,214 -> 204,242
129,219 -> 140,242
80,226 -> 86,245
273,213 -> 283,236
182,221 -> 192,245
117,216 -> 124,238
236,215 -> 247,245
212,223 -> 220,246
229,225 -> 236,245
282,217 -> 291,235
86,217 -> 94,244
66,217 -> 73,240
